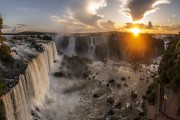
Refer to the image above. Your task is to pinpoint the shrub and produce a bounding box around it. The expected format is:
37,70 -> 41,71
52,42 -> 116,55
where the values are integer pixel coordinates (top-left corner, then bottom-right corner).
158,37 -> 180,91
0,99 -> 5,120
0,44 -> 15,64
140,116 -> 147,120
54,72 -> 65,77
148,90 -> 156,104
0,74 -> 5,96
42,35 -> 52,41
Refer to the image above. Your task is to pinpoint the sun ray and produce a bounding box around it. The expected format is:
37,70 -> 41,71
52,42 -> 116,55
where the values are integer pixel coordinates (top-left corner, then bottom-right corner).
130,28 -> 141,36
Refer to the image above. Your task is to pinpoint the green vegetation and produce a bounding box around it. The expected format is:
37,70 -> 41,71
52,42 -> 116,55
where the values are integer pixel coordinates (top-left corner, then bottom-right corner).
0,99 -> 5,120
0,74 -> 5,96
0,16 -> 2,37
0,16 -> 6,120
140,116 -> 147,120
0,44 -> 15,64
0,73 -> 6,120
158,34 -> 180,91
42,35 -> 52,41
146,77 -> 160,104
0,16 -> 15,64
146,33 -> 180,106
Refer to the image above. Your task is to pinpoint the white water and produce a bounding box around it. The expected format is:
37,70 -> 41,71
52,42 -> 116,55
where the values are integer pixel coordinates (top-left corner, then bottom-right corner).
88,37 -> 96,55
164,41 -> 169,50
1,42 -> 58,120
66,37 -> 76,56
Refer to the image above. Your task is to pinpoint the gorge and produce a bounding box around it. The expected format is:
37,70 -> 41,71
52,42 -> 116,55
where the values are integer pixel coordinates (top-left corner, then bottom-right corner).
0,32 -> 178,120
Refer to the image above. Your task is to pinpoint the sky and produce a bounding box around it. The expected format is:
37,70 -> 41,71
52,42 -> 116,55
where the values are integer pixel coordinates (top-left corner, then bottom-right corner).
0,0 -> 180,33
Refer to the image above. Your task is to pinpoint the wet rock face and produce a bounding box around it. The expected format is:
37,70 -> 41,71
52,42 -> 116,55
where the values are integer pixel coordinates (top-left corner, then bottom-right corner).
107,109 -> 115,116
109,79 -> 115,84
131,91 -> 138,99
75,36 -> 89,54
94,43 -> 109,61
121,77 -> 126,81
60,55 -> 92,79
58,32 -> 165,63
114,101 -> 122,109
93,93 -> 100,98
61,36 -> 69,49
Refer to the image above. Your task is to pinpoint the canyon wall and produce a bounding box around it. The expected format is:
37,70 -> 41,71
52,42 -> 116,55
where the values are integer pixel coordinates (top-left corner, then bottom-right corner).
1,41 -> 58,120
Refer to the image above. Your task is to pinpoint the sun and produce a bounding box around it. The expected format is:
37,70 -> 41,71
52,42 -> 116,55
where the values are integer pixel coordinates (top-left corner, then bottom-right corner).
130,28 -> 141,36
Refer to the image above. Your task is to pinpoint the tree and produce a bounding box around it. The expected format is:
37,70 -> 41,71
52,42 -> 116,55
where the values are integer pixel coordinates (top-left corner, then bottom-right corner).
0,74 -> 5,96
158,35 -> 180,91
0,14 -> 3,43
0,15 -> 15,64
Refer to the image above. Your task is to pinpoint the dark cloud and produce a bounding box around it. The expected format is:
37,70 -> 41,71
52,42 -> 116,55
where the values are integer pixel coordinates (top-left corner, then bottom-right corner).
99,20 -> 116,29
124,22 -> 155,30
17,24 -> 26,27
124,22 -> 146,28
121,0 -> 170,22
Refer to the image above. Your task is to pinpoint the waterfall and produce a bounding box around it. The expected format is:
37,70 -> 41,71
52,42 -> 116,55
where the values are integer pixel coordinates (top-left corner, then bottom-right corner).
1,41 -> 58,120
66,37 -> 76,56
54,34 -> 63,49
164,41 -> 169,50
88,37 -> 96,55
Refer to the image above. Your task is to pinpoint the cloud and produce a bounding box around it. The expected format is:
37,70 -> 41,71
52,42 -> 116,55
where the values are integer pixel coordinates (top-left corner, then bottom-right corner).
51,16 -> 83,26
119,0 -> 171,22
51,15 -> 118,32
50,0 -> 111,32
17,7 -> 38,12
67,0 -> 107,26
157,25 -> 180,33
17,24 -> 26,27
99,20 -> 117,29
124,22 -> 146,29
12,24 -> 26,33
3,25 -> 12,29
51,15 -> 92,32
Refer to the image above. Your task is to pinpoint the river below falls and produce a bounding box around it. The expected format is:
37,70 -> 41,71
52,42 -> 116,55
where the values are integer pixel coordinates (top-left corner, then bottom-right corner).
39,56 -> 158,120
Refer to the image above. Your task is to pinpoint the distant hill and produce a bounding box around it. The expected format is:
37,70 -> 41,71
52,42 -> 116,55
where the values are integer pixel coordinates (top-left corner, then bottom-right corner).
3,31 -> 178,36
2,31 -> 55,35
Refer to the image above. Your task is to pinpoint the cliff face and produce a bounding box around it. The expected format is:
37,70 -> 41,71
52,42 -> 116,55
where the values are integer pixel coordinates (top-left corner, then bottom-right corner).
57,32 -> 165,63
0,42 -> 58,120
158,34 -> 180,91
147,33 -> 180,120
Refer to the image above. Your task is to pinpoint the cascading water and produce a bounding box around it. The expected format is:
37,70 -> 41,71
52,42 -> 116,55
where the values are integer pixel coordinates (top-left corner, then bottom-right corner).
88,37 -> 96,54
1,42 -> 58,120
66,37 -> 76,56
164,41 -> 169,50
